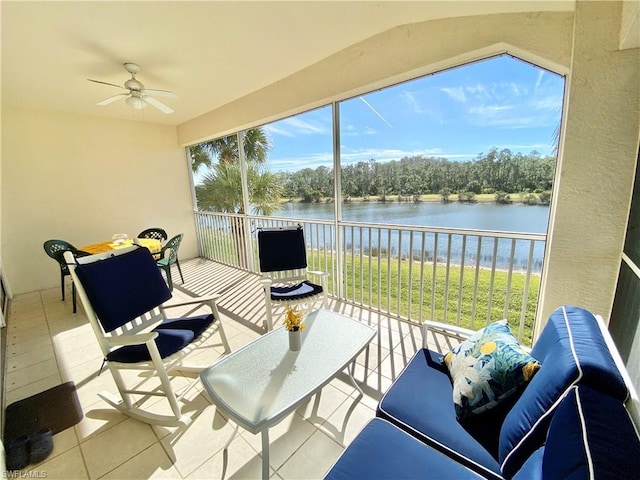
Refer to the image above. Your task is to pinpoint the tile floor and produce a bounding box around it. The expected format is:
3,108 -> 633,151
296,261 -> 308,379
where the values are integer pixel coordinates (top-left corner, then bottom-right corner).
3,260 -> 455,479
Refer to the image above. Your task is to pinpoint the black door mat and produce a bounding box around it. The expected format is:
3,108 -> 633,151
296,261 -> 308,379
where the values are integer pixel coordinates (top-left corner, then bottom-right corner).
4,381 -> 83,443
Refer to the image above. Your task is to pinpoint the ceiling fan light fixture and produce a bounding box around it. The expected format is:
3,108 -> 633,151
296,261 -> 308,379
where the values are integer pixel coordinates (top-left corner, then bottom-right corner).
125,95 -> 146,110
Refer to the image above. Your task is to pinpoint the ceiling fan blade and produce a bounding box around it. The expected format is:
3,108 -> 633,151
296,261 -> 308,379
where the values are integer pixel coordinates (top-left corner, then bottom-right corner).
142,88 -> 178,99
143,96 -> 174,114
88,79 -> 126,89
96,93 -> 128,106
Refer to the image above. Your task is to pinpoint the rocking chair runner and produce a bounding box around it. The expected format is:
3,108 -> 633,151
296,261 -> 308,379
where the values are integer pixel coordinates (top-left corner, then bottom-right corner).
64,246 -> 231,426
257,227 -> 328,330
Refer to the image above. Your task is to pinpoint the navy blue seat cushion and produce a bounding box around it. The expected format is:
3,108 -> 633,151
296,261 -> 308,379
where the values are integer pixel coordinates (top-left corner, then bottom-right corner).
377,349 -> 503,479
160,314 -> 214,339
540,386 -> 640,480
270,280 -> 323,301
324,418 -> 485,480
74,247 -> 171,332
498,305 -> 628,478
106,328 -> 195,363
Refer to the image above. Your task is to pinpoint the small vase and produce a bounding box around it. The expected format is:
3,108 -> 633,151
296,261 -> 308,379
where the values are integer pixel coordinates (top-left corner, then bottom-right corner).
288,329 -> 301,351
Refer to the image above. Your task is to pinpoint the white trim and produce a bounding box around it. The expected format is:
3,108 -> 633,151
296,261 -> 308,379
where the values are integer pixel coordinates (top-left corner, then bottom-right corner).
595,314 -> 634,403
622,252 -> 640,279
574,388 -> 595,480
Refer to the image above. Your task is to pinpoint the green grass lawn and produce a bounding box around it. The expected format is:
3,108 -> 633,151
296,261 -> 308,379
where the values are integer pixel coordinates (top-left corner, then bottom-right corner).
200,229 -> 539,345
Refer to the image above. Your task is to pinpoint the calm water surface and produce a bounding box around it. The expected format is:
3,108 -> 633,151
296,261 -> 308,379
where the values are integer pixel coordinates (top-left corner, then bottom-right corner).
276,201 -> 550,233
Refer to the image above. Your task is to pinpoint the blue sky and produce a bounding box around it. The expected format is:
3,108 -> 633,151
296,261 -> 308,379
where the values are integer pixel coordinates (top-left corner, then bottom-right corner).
261,55 -> 565,173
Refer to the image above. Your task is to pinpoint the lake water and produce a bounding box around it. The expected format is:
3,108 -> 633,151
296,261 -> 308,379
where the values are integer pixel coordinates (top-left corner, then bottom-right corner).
272,202 -> 550,272
276,201 -> 550,234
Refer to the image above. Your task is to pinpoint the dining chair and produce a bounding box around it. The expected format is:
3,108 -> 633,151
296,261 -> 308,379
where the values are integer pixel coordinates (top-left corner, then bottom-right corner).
257,226 -> 329,330
137,227 -> 168,243
156,233 -> 184,290
43,240 -> 91,313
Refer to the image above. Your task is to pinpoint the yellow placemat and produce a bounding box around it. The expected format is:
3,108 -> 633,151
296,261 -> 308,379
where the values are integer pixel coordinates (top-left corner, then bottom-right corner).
80,238 -> 162,255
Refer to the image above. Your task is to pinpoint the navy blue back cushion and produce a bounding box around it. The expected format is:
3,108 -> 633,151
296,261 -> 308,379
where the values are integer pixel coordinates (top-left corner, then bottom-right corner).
499,305 -> 628,478
542,386 -> 640,480
258,228 -> 307,272
75,247 -> 172,332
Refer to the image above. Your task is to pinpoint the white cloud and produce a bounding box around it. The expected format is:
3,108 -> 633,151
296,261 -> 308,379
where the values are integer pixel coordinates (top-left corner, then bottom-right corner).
341,124 -> 377,137
441,86 -> 467,102
263,124 -> 295,137
264,116 -> 329,138
468,104 -> 515,115
535,70 -> 544,89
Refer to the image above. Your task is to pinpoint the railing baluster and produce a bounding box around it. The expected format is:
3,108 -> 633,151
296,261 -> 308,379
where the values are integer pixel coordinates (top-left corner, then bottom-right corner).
418,232 -> 426,324
397,230 -> 403,320
457,235 -> 467,328
377,228 -> 382,312
471,237 -> 482,329
443,233 -> 452,324
519,240 -> 536,342
431,233 -> 438,323
368,227 -> 373,312
359,226 -> 364,305
486,238 -> 499,324
387,228 -> 392,315
504,238 -> 516,320
407,230 -> 414,322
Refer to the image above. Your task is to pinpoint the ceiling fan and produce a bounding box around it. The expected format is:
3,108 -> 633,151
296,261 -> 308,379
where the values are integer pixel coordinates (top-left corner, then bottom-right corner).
88,63 -> 177,114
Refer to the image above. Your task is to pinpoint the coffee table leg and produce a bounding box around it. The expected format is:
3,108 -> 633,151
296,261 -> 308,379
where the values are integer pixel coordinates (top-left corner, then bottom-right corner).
222,424 -> 239,479
347,361 -> 364,397
261,429 -> 270,479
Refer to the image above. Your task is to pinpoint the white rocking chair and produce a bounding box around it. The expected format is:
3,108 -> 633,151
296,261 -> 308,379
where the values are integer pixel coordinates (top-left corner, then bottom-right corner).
64,246 -> 231,426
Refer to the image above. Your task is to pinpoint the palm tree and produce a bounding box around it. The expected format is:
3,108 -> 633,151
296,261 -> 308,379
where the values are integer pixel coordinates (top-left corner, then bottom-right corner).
190,128 -> 270,172
191,127 -> 281,267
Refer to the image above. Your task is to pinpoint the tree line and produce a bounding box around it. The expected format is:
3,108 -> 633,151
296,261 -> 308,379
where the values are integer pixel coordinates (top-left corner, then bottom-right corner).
280,148 -> 555,203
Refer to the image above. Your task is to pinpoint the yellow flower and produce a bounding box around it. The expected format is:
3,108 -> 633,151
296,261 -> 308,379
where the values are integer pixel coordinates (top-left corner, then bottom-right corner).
480,341 -> 497,355
284,306 -> 306,331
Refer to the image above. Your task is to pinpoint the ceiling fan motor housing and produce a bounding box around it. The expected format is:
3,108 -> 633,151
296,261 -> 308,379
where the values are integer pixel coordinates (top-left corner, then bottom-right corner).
124,78 -> 143,91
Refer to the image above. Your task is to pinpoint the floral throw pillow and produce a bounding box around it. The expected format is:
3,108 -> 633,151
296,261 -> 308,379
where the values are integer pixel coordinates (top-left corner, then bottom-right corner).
442,320 -> 540,421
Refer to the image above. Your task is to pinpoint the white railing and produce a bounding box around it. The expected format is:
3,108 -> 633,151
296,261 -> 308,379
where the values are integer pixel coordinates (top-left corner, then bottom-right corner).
194,211 -> 545,345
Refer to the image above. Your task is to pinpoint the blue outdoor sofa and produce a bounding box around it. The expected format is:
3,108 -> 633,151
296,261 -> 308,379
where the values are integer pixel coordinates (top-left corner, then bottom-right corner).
325,305 -> 640,479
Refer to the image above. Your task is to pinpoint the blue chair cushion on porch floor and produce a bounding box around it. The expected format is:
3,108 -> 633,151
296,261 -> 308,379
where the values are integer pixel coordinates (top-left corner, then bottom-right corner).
377,349 -> 504,480
324,418 -> 485,480
498,305 -> 628,478
160,314 -> 214,339
270,280 -> 323,301
106,328 -> 194,363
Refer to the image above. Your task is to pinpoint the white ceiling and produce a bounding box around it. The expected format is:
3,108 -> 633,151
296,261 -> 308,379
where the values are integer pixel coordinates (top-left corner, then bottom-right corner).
1,1 -> 576,127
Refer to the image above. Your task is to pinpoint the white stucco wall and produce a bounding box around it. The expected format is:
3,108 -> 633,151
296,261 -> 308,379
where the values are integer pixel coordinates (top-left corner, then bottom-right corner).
537,1 -> 640,330
1,108 -> 196,295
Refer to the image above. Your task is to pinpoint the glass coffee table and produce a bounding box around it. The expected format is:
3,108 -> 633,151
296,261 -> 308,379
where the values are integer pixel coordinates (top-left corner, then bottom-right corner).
199,309 -> 376,479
